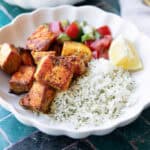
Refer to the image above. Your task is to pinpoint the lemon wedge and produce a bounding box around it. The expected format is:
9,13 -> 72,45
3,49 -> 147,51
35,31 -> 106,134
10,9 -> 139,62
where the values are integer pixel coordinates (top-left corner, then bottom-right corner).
109,35 -> 143,71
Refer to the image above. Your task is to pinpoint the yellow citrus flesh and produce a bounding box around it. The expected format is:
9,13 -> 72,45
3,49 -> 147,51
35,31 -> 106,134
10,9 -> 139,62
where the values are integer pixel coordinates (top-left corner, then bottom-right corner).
109,35 -> 143,71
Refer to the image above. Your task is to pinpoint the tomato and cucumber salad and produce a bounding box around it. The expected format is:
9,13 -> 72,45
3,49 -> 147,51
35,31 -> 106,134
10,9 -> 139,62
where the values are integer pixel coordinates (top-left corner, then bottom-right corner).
48,20 -> 112,59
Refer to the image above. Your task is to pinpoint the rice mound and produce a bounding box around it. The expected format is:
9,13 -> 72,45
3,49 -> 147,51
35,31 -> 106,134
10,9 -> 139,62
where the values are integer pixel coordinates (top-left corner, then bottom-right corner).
50,59 -> 136,128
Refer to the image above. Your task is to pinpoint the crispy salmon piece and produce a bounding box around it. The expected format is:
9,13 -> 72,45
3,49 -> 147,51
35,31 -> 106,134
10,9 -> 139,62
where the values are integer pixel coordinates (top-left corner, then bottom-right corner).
47,65 -> 73,90
9,66 -> 35,94
34,55 -> 54,83
50,41 -> 62,56
0,43 -> 21,74
66,56 -> 86,76
19,48 -> 34,65
26,25 -> 56,51
19,82 -> 55,113
31,51 -> 56,65
34,56 -> 74,90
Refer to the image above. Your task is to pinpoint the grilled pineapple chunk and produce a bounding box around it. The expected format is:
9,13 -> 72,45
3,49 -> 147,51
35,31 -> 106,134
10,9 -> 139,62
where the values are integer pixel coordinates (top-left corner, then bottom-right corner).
61,41 -> 92,63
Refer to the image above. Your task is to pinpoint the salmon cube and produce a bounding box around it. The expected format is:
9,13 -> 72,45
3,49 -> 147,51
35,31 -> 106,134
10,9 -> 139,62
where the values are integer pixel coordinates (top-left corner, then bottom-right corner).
19,82 -> 55,113
26,25 -> 56,51
31,51 -> 56,65
47,65 -> 73,90
19,48 -> 34,65
65,56 -> 86,76
34,56 -> 74,90
9,66 -> 35,94
0,43 -> 21,74
34,55 -> 54,83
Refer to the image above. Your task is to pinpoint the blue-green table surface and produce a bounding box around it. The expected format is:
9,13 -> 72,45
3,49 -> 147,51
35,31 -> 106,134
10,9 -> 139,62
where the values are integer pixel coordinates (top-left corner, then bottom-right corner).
0,0 -> 149,150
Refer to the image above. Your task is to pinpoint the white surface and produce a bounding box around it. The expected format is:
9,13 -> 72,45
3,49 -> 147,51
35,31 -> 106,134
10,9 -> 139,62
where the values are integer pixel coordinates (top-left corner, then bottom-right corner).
120,0 -> 150,37
4,0 -> 84,9
0,5 -> 150,138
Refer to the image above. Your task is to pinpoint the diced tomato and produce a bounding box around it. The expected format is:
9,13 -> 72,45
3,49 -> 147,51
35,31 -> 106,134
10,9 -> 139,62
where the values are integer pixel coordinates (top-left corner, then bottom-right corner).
84,40 -> 95,50
49,21 -> 63,35
90,35 -> 112,59
90,35 -> 112,52
101,51 -> 109,59
97,25 -> 111,36
66,22 -> 80,40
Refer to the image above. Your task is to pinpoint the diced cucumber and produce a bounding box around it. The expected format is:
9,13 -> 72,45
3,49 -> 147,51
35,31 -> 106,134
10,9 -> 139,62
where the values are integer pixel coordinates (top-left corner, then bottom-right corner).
57,33 -> 71,42
81,33 -> 94,42
94,31 -> 101,39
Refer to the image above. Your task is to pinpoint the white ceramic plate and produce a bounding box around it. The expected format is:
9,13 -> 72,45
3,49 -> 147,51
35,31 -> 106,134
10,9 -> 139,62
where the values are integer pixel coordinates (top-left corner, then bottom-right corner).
0,5 -> 150,139
4,0 -> 84,9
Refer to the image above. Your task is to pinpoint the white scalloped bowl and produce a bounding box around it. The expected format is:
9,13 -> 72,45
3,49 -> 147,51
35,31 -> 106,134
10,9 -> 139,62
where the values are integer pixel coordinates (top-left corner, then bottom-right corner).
4,0 -> 84,9
0,5 -> 150,138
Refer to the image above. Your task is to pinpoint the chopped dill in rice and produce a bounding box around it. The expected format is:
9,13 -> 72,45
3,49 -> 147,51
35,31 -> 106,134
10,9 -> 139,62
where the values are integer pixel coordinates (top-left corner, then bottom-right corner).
50,59 -> 136,128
